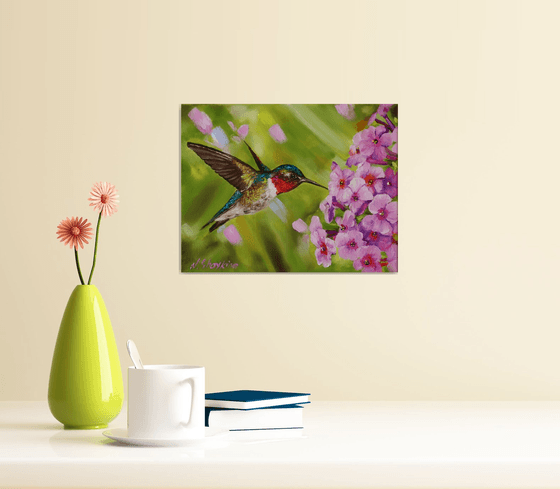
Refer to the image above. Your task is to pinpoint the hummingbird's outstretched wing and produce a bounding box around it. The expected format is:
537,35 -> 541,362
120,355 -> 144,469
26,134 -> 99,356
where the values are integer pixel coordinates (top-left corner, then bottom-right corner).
243,141 -> 270,172
187,143 -> 259,192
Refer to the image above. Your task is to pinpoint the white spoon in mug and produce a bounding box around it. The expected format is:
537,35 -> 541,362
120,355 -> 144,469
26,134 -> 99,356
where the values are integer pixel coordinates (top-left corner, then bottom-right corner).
126,340 -> 144,369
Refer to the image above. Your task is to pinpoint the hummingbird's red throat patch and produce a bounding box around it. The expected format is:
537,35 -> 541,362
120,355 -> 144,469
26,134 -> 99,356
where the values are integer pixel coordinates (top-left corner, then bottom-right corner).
271,175 -> 298,194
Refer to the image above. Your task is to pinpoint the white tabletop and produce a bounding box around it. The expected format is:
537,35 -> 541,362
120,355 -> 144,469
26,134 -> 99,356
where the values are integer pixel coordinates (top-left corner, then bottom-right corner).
1,401 -> 560,488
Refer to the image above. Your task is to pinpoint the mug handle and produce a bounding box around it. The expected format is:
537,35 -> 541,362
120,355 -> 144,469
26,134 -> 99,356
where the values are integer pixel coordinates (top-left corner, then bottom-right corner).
179,377 -> 198,428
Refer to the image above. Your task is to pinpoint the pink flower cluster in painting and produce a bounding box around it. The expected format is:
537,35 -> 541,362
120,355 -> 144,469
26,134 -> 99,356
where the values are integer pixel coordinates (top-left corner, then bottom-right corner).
294,104 -> 398,272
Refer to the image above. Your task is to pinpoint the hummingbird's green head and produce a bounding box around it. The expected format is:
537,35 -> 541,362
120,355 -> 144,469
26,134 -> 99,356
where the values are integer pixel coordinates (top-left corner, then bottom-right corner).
271,165 -> 327,194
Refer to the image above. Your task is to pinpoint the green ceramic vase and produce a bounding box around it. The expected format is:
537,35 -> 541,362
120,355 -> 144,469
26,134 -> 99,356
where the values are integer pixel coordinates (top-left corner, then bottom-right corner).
48,285 -> 123,429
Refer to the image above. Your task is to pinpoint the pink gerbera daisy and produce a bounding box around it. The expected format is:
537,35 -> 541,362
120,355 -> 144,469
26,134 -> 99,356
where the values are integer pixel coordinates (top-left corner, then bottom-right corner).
89,182 -> 119,217
56,217 -> 93,249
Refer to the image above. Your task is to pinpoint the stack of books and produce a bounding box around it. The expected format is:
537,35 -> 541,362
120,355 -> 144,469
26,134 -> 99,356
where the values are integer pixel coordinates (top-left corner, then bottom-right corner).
205,390 -> 310,435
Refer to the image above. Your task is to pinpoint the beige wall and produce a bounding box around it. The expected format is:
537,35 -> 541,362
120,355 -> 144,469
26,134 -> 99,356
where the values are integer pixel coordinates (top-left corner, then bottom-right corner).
1,0 -> 559,401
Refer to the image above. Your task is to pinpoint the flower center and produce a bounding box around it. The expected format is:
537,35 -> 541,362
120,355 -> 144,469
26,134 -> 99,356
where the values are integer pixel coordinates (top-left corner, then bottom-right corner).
366,177 -> 374,186
341,225 -> 347,231
339,179 -> 345,188
71,226 -> 80,236
370,231 -> 379,241
363,258 -> 371,266
378,209 -> 386,219
386,181 -> 392,187
101,194 -> 108,203
349,240 -> 356,248
352,194 -> 359,201
372,139 -> 378,144
320,243 -> 328,255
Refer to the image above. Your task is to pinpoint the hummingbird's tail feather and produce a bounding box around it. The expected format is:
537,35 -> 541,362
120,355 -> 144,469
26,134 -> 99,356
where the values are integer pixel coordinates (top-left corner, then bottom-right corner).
201,216 -> 229,233
200,190 -> 242,233
208,220 -> 229,233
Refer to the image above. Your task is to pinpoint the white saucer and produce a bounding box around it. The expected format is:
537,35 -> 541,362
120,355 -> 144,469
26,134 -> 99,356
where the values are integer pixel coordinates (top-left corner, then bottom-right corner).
102,427 -> 229,447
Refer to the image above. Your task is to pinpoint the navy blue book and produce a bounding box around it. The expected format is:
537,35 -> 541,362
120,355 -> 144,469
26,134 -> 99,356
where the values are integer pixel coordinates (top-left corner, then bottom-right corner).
205,404 -> 304,429
205,390 -> 310,409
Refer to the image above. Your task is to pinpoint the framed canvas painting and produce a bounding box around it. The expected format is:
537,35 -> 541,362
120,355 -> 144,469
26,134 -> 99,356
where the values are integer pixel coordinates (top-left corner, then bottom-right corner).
181,104 -> 397,273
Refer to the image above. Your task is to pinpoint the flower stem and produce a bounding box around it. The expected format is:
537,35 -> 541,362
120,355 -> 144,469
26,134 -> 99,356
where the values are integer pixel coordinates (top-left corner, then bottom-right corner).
87,212 -> 102,285
375,118 -> 391,131
74,247 -> 85,285
384,114 -> 396,131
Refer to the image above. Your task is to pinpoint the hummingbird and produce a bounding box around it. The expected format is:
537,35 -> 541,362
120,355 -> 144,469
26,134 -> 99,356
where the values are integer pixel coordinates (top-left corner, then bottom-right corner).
187,141 -> 327,232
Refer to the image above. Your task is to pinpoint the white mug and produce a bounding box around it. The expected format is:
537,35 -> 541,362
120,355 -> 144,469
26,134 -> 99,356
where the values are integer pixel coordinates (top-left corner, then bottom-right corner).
127,365 -> 205,439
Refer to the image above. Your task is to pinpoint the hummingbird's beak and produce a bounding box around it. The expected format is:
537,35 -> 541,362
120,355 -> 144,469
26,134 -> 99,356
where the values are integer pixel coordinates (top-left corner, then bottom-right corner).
301,178 -> 327,190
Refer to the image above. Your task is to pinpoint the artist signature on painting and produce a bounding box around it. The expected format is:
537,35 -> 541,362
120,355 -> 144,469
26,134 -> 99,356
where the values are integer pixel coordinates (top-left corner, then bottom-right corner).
190,258 -> 239,271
